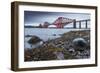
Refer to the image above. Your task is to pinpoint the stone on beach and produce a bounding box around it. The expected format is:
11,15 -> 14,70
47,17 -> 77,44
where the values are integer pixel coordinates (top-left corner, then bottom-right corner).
72,38 -> 87,48
28,36 -> 43,48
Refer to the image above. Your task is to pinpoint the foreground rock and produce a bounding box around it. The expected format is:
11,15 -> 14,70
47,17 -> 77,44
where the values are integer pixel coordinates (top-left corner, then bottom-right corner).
28,36 -> 43,48
25,30 -> 90,61
73,38 -> 88,51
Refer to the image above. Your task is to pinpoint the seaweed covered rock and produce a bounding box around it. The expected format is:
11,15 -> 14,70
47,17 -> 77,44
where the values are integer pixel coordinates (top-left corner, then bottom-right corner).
24,44 -> 57,61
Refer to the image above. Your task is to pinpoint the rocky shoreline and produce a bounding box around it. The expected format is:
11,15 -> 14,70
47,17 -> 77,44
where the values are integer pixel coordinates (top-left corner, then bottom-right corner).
25,30 -> 90,61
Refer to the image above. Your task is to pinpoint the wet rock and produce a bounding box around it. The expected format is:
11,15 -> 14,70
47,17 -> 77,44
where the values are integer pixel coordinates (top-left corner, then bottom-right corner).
72,38 -> 87,51
28,36 -> 43,48
54,52 -> 65,60
28,36 -> 42,44
73,38 -> 87,48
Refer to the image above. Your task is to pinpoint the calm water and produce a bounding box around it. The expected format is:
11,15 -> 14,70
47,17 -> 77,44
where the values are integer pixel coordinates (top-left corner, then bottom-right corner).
24,28 -> 89,49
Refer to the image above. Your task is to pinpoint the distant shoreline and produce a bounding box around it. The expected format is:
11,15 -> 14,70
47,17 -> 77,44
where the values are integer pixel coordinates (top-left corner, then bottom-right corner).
24,26 -> 90,29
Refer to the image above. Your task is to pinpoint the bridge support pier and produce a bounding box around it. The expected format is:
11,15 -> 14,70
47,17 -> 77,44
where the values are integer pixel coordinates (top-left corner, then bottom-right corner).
79,21 -> 81,29
85,20 -> 88,28
73,19 -> 76,28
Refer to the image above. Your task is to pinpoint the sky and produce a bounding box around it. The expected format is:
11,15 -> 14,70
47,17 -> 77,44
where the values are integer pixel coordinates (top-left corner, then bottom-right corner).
24,11 -> 90,26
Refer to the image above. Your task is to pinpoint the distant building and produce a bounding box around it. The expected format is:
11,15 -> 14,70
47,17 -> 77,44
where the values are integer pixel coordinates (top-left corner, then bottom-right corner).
42,22 -> 49,28
39,24 -> 42,28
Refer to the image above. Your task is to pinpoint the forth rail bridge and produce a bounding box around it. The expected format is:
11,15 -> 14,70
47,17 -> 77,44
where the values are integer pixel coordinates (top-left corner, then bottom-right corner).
25,17 -> 90,29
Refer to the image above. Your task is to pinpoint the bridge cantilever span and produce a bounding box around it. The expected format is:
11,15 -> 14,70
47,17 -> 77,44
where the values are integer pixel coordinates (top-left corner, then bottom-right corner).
52,17 -> 90,29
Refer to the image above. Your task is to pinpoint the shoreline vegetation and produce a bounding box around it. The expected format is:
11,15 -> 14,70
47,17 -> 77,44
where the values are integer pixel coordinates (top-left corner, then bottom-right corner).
24,30 -> 90,61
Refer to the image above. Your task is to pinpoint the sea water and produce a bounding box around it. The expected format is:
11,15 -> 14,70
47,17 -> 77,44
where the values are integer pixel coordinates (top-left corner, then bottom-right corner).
24,28 -> 90,49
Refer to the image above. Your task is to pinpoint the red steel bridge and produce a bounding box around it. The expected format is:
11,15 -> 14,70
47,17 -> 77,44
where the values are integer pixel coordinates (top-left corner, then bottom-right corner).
52,17 -> 90,28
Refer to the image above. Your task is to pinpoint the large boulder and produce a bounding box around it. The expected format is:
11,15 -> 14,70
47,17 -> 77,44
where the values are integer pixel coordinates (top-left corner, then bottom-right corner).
28,36 -> 43,48
73,38 -> 87,48
28,36 -> 42,45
